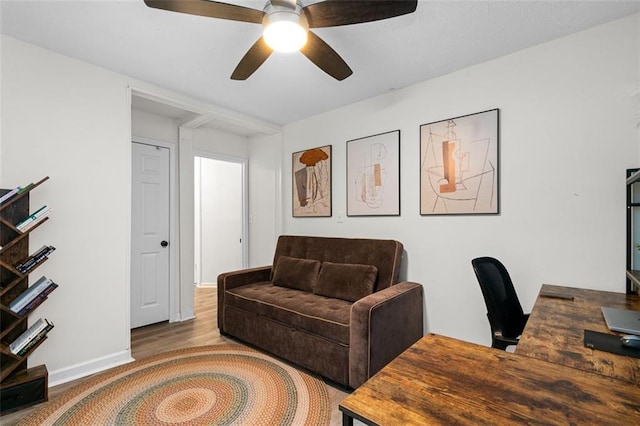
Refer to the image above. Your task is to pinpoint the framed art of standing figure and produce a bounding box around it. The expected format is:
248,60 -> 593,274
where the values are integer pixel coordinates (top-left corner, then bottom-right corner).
347,130 -> 400,216
420,109 -> 499,215
292,145 -> 332,217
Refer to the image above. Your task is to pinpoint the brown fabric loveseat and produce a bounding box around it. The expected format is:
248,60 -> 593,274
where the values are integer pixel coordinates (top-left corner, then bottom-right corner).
217,235 -> 424,388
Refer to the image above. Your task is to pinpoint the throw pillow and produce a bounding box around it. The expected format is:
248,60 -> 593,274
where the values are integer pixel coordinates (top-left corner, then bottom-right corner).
314,262 -> 378,302
272,256 -> 321,292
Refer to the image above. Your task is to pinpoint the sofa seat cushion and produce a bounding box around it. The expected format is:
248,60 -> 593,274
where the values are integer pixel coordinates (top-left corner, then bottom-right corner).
225,282 -> 352,345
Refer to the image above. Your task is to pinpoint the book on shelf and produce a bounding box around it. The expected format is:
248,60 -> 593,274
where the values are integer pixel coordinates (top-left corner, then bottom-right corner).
15,205 -> 51,232
0,187 -> 21,205
9,317 -> 54,355
19,209 -> 52,233
14,245 -> 56,274
17,327 -> 51,356
16,282 -> 58,317
16,182 -> 35,195
15,205 -> 49,230
17,244 -> 55,264
8,276 -> 54,313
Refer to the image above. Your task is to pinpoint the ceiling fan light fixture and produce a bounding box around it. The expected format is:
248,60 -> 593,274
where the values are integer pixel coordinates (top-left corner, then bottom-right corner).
263,7 -> 308,53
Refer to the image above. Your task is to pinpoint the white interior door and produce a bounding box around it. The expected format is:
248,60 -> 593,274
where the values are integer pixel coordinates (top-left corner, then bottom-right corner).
131,142 -> 170,328
194,156 -> 244,285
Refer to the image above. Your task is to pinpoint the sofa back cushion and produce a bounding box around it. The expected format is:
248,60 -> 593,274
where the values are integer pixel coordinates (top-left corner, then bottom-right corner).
272,256 -> 321,292
272,235 -> 403,291
314,262 -> 377,302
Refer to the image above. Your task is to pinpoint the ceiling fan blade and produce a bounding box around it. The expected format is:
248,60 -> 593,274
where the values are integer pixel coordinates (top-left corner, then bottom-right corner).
300,31 -> 352,81
231,37 -> 273,80
304,0 -> 417,28
144,0 -> 264,24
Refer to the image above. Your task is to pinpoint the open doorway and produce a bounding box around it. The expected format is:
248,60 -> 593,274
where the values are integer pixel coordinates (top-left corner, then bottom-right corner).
194,155 -> 248,286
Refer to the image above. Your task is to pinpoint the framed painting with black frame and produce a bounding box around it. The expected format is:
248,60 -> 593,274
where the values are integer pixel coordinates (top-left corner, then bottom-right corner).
420,109 -> 499,215
347,130 -> 400,217
292,145 -> 332,217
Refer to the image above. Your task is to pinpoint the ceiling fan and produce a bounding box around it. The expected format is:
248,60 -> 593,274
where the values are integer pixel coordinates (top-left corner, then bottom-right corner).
144,0 -> 418,81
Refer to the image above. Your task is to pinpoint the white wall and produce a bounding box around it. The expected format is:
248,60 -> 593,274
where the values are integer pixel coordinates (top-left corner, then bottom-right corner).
249,133 -> 283,266
281,14 -> 640,345
1,35 -> 281,385
637,13 -> 640,161
131,109 -> 179,144
193,126 -> 249,158
1,36 -> 134,381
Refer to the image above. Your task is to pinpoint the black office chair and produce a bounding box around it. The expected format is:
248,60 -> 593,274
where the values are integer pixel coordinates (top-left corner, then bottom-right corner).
471,257 -> 529,350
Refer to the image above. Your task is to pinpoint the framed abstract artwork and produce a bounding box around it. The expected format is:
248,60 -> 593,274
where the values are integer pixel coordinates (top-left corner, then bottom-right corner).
292,145 -> 332,217
420,109 -> 499,215
347,130 -> 400,216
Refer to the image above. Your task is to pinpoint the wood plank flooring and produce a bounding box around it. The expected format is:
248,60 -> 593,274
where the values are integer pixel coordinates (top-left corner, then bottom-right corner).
2,286 -> 349,425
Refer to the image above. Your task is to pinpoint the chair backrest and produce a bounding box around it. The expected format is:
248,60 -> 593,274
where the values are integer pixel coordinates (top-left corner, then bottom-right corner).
471,257 -> 527,338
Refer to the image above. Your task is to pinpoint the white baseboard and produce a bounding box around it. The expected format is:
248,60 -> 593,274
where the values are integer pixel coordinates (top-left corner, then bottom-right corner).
170,310 -> 195,323
48,350 -> 134,387
196,283 -> 217,288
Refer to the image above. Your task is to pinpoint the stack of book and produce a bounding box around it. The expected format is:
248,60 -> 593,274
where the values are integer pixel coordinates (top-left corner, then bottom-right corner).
9,317 -> 54,356
8,276 -> 58,316
0,187 -> 20,205
0,182 -> 35,206
15,205 -> 51,233
14,245 -> 56,274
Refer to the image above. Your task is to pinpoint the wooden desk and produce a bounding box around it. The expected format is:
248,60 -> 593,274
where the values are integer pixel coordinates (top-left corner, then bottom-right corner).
517,284 -> 640,382
339,334 -> 640,425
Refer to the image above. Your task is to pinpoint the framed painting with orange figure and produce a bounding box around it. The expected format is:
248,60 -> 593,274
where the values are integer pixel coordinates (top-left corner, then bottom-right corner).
292,145 -> 332,217
420,109 -> 499,215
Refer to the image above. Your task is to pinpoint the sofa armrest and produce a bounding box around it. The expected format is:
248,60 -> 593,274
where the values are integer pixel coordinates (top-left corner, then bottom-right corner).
217,266 -> 272,333
349,281 -> 424,388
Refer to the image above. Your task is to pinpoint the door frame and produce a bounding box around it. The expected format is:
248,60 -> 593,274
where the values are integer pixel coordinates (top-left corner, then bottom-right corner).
194,150 -> 249,279
131,137 -> 179,322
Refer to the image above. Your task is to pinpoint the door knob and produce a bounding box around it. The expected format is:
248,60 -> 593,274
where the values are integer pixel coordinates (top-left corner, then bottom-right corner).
161,240 -> 169,247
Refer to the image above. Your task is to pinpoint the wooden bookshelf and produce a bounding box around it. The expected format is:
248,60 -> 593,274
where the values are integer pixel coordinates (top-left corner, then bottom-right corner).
0,177 -> 54,415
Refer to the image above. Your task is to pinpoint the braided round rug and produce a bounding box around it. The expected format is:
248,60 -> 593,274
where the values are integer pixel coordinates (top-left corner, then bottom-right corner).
17,344 -> 331,426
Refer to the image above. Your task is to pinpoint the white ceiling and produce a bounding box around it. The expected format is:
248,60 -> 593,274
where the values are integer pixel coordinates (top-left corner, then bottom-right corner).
3,0 -> 640,128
